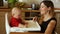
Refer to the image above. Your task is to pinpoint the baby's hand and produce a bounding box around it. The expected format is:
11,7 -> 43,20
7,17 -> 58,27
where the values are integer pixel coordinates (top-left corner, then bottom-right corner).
22,21 -> 28,25
24,22 -> 28,28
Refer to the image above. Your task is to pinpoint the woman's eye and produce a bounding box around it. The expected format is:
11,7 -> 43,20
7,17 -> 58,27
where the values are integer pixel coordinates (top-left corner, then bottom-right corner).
42,7 -> 43,8
41,6 -> 44,8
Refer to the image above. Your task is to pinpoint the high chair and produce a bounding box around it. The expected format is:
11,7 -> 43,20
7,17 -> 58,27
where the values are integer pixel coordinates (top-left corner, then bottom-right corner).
5,13 -> 41,34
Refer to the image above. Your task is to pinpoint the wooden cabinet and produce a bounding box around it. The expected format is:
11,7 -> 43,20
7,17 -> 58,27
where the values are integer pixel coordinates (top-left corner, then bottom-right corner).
55,12 -> 60,34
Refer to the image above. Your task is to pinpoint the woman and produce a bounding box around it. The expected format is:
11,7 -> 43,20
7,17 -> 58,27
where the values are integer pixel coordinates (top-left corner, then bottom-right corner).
33,1 -> 57,34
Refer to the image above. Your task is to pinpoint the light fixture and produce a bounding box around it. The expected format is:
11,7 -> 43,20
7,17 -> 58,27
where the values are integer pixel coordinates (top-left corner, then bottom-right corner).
18,0 -> 23,2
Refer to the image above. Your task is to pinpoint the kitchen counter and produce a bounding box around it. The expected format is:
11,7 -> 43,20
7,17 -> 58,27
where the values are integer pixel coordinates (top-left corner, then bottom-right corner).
0,8 -> 60,12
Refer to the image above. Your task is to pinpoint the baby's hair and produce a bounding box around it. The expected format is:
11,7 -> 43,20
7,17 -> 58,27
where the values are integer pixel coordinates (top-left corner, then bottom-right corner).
11,7 -> 21,16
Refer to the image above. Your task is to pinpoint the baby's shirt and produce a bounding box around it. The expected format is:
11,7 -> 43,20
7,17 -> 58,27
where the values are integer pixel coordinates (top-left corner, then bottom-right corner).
10,17 -> 22,27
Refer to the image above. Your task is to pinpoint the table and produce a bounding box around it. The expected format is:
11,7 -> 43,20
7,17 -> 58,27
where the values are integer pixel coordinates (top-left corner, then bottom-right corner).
10,32 -> 44,34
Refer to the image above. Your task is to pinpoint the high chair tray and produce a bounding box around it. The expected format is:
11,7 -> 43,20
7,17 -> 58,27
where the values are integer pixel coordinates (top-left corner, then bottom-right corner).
10,20 -> 41,32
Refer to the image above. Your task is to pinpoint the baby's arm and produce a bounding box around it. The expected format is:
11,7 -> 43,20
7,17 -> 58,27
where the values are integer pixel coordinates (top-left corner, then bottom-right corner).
18,24 -> 27,28
20,18 -> 28,25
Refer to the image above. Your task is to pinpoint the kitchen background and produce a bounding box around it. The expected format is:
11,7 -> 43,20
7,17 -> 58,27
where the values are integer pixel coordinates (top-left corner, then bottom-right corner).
0,0 -> 60,34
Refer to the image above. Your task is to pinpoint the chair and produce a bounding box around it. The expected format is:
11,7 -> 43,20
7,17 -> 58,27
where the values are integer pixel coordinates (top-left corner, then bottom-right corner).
55,31 -> 58,34
5,13 -> 41,34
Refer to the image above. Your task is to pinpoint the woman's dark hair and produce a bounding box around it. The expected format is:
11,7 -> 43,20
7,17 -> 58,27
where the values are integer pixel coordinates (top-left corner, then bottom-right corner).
40,1 -> 55,16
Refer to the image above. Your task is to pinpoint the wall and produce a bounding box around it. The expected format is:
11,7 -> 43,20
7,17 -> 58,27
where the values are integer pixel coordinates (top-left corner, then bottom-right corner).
18,0 -> 60,8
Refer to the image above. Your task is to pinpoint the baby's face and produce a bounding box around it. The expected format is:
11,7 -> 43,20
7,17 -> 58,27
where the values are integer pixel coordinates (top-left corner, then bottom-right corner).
14,9 -> 22,19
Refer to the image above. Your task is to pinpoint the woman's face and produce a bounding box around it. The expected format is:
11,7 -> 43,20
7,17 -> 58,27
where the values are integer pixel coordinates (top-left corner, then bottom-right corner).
40,3 -> 49,15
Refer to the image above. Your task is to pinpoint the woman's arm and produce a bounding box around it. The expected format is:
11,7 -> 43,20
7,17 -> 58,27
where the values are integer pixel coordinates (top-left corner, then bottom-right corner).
33,16 -> 38,21
44,20 -> 56,34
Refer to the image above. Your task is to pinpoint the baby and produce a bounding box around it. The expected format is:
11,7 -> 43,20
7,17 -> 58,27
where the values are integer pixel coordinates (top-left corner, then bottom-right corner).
10,7 -> 28,28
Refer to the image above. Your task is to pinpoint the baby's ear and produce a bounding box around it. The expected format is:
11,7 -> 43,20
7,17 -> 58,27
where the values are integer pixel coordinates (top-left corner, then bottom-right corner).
12,14 -> 14,16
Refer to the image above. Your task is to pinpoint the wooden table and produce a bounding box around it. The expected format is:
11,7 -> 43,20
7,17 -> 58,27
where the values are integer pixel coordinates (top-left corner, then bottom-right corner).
10,32 -> 44,34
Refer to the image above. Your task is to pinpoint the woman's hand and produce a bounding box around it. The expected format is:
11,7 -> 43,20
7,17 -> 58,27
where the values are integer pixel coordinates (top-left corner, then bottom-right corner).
33,16 -> 38,21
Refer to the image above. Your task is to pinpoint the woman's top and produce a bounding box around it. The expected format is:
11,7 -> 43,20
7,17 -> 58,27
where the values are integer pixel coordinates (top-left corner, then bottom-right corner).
40,17 -> 57,34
